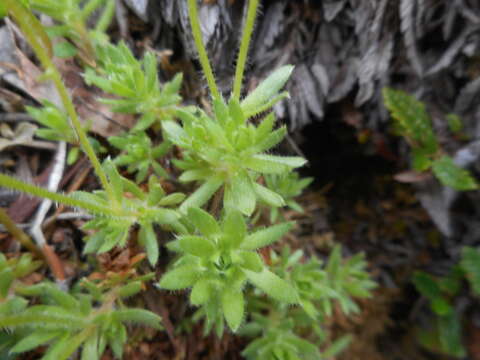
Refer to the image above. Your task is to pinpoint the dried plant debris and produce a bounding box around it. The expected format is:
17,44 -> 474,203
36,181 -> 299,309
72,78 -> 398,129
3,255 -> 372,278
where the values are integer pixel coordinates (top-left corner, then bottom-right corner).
147,0 -> 480,130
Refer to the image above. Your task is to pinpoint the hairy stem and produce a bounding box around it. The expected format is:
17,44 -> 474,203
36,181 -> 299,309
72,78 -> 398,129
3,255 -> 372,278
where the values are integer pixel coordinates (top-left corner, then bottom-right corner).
187,0 -> 221,100
5,0 -> 119,209
233,0 -> 259,101
0,174 -> 115,216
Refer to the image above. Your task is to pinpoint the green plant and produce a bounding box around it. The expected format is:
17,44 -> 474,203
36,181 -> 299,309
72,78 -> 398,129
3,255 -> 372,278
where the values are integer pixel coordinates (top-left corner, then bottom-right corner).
383,88 -> 478,190
84,42 -> 183,131
239,246 -> 375,360
158,207 -> 297,333
412,246 -> 480,357
1,278 -> 161,359
108,132 -> 172,182
0,0 -> 375,358
27,0 -> 115,63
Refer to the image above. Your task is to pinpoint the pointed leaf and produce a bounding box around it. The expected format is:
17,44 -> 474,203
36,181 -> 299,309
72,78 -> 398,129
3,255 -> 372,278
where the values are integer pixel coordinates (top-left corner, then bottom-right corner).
114,309 -> 162,329
10,331 -> 60,353
254,183 -> 285,207
224,173 -> 256,216
241,65 -> 294,115
241,222 -> 294,250
178,235 -> 216,258
158,264 -> 200,290
139,222 -> 158,266
223,210 -> 247,248
222,288 -> 244,332
244,268 -> 298,303
432,156 -> 478,190
187,207 -> 220,237
190,278 -> 212,305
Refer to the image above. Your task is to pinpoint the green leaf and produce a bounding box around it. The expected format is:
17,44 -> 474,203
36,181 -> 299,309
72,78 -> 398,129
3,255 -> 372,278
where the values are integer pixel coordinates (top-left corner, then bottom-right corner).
412,271 -> 441,299
187,207 -> 220,237
431,297 -> 452,316
117,281 -> 142,298
438,312 -> 466,357
412,147 -> 433,172
222,288 -> 244,332
190,279 -> 212,305
53,41 -> 78,58
0,268 -> 13,298
81,332 -> 99,360
10,331 -> 60,353
244,268 -> 298,303
222,210 -> 247,248
383,88 -> 438,153
228,98 -> 245,126
253,183 -> 285,207
178,235 -> 216,258
224,173 -> 256,216
252,126 -> 287,153
139,222 -> 159,266
241,65 -> 294,117
163,120 -> 188,146
238,251 -> 263,272
432,156 -> 478,190
158,264 -> 200,290
241,222 -> 294,250
114,309 -> 162,329
245,154 -> 306,174
158,193 -> 185,206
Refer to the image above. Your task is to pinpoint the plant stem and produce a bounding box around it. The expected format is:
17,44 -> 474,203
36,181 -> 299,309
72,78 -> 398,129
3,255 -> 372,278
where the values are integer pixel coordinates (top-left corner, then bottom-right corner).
233,0 -> 259,101
0,174 -> 115,216
0,208 -> 44,260
187,0 -> 221,100
5,0 -> 119,210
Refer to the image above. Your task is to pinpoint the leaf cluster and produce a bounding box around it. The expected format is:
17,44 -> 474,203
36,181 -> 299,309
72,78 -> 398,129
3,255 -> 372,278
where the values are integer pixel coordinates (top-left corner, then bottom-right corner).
108,132 -> 171,182
1,279 -> 161,360
239,246 -> 373,360
84,42 -> 183,131
383,88 -> 478,190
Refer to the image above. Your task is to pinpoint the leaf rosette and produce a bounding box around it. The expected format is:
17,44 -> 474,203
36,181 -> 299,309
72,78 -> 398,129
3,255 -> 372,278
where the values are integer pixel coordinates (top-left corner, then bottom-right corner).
158,207 -> 298,332
163,66 -> 307,216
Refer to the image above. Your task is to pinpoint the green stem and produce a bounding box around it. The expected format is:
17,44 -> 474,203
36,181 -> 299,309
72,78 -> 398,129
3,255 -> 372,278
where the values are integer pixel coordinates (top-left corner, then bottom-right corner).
187,0 -> 221,100
233,0 -> 259,101
5,0 -> 119,209
0,174 -> 115,216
